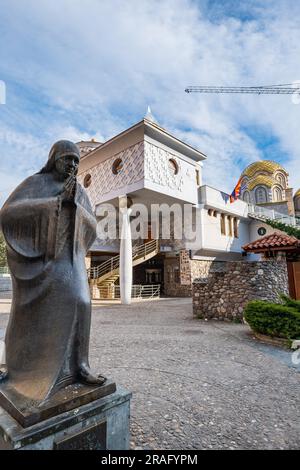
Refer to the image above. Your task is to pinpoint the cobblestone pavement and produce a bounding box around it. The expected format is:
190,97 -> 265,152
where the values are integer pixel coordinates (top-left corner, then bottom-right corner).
0,296 -> 299,450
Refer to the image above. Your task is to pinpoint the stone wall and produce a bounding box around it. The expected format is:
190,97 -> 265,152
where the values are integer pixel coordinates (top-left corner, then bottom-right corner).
193,260 -> 289,321
191,259 -> 221,280
164,251 -> 218,297
164,255 -> 191,297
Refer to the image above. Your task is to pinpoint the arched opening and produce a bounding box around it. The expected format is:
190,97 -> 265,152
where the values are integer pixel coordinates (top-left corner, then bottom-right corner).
255,186 -> 268,204
83,173 -> 92,188
273,186 -> 282,202
275,172 -> 286,188
243,191 -> 251,203
168,158 -> 179,175
112,158 -> 123,175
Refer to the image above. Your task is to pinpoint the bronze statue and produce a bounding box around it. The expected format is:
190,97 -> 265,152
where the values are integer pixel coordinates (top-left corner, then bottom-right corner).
0,140 -> 106,406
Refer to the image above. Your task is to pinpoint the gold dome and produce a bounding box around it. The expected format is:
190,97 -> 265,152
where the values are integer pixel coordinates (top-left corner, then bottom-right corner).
294,189 -> 300,198
247,175 -> 276,191
242,160 -> 287,179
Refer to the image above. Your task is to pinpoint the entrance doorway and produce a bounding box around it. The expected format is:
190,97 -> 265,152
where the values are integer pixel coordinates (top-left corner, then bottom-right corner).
287,261 -> 300,300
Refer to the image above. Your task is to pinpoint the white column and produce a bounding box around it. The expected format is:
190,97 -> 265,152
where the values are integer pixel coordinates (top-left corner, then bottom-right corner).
119,196 -> 132,305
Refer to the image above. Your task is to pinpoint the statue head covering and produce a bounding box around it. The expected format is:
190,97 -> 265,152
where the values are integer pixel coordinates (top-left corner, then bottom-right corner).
39,140 -> 80,173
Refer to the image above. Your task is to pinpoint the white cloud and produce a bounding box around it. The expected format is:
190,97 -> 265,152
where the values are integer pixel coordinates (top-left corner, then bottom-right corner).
0,0 -> 299,199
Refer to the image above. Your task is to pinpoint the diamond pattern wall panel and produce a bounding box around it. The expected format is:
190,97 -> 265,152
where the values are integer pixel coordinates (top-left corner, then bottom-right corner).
78,141 -> 144,208
144,141 -> 184,192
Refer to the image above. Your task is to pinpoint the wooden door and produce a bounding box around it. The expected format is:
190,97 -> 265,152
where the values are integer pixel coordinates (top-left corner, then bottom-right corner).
293,262 -> 300,300
287,261 -> 300,300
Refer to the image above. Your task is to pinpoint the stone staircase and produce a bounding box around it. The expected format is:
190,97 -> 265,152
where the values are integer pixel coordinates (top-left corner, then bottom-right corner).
88,239 -> 160,299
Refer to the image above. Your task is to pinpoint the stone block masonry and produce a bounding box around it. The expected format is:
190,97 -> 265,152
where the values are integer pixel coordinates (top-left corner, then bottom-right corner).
193,260 -> 289,321
164,250 -> 214,297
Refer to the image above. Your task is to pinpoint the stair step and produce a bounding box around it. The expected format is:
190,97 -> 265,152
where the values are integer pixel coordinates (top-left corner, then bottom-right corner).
89,240 -> 159,285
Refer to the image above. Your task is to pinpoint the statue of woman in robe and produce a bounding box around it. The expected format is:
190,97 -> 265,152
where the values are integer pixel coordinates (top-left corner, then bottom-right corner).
0,140 -> 106,404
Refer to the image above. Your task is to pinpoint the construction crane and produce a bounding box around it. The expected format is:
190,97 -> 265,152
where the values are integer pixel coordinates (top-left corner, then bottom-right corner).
185,84 -> 300,95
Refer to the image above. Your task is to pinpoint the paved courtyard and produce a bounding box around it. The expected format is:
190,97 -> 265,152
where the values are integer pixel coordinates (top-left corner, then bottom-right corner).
0,296 -> 299,450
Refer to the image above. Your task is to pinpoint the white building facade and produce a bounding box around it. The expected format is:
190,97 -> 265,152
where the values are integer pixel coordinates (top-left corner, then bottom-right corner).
78,117 -> 297,302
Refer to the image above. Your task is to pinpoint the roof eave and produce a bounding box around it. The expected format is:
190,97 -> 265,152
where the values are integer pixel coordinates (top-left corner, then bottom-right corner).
143,119 -> 207,162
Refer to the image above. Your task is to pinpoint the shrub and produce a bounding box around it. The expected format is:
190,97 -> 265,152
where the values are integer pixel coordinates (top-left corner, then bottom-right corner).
265,219 -> 300,239
279,294 -> 300,312
0,231 -> 7,268
244,300 -> 300,340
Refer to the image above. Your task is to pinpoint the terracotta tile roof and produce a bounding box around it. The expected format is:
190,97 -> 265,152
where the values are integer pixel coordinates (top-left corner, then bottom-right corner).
243,232 -> 300,252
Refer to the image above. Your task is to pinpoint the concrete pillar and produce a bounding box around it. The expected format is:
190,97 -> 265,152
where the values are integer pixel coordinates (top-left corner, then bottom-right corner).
119,196 -> 132,305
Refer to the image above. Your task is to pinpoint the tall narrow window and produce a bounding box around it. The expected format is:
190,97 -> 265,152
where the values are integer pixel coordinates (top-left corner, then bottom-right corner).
255,186 -> 268,204
243,191 -> 250,203
220,214 -> 226,235
273,187 -> 282,202
233,218 -> 238,238
195,169 -> 200,186
227,216 -> 233,237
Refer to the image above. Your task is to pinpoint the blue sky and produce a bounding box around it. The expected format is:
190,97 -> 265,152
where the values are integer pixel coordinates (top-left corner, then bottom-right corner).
0,0 -> 300,204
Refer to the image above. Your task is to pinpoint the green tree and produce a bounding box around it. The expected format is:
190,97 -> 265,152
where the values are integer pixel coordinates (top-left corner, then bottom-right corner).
0,231 -> 7,267
265,218 -> 300,240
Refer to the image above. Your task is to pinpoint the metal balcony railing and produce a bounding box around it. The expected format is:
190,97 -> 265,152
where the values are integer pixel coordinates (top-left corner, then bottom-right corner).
248,204 -> 300,226
97,284 -> 161,300
87,239 -> 159,281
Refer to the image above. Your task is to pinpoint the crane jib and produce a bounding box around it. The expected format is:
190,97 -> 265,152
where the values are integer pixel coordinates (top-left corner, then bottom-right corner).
185,85 -> 300,95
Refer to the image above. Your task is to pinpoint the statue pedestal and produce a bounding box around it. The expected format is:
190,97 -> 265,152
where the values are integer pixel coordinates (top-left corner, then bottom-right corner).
0,386 -> 131,450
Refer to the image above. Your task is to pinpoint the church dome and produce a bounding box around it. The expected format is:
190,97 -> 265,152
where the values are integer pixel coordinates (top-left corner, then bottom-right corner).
242,160 -> 288,179
239,160 -> 291,207
247,174 -> 275,191
294,189 -> 300,198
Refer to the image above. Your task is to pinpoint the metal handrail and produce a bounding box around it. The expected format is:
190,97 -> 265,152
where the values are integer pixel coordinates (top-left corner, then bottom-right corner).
248,203 -> 299,227
88,239 -> 159,280
97,284 -> 161,299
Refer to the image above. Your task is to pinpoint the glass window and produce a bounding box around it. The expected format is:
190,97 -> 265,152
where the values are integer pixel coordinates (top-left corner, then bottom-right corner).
227,216 -> 233,237
255,186 -> 268,204
273,187 -> 282,202
220,214 -> 226,235
83,174 -> 92,188
168,159 -> 179,175
112,158 -> 123,175
234,218 -> 238,238
243,191 -> 250,203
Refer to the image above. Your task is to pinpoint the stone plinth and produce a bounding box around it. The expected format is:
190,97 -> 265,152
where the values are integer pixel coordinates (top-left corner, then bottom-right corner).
0,387 -> 131,450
